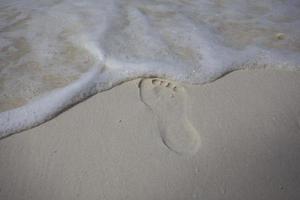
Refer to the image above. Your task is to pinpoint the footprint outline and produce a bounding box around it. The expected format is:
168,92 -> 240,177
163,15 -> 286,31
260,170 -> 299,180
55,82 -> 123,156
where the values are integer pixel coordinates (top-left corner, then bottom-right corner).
139,78 -> 201,155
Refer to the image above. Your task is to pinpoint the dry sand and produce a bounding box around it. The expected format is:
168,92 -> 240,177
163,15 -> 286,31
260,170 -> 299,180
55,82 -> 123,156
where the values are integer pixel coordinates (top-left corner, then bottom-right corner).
0,69 -> 300,200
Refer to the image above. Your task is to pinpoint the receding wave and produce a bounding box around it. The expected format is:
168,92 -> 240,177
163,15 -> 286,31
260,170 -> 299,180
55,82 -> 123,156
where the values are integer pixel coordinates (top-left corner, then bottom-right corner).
1,0 -> 300,138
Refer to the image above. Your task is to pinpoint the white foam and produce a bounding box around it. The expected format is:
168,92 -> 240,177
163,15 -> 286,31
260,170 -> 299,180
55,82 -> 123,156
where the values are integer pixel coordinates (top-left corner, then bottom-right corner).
1,0 -> 300,137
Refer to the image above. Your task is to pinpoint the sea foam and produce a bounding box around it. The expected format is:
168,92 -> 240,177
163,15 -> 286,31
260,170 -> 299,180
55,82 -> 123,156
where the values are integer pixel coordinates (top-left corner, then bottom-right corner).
1,0 -> 300,138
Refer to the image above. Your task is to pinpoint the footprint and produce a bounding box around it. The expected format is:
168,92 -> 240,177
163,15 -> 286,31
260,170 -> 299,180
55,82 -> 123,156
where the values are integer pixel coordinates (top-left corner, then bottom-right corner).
139,78 -> 200,155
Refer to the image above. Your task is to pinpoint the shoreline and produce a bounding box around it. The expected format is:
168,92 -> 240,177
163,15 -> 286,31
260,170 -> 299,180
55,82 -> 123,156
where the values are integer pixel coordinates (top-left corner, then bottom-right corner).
1,69 -> 300,199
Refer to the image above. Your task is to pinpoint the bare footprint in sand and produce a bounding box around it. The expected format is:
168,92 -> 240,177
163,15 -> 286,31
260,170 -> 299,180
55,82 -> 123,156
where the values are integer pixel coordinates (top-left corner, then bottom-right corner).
139,78 -> 200,155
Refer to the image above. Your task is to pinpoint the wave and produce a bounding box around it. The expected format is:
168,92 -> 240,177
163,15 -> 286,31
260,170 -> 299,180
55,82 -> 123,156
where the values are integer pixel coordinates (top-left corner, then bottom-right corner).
1,0 -> 300,138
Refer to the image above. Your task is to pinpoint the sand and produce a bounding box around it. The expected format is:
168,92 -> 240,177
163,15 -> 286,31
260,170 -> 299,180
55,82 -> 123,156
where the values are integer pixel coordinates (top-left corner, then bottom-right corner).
0,69 -> 300,200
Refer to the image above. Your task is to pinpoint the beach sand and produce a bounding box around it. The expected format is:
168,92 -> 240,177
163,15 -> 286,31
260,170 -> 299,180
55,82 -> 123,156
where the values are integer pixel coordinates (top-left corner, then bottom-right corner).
0,70 -> 300,200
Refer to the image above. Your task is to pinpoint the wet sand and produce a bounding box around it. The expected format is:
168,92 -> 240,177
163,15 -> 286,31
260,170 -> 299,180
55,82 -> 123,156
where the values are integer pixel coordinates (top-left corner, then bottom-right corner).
0,70 -> 300,200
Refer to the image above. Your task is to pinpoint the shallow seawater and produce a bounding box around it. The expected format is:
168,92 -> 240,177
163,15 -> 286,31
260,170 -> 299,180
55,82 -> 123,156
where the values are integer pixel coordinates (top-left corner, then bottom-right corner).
0,0 -> 300,137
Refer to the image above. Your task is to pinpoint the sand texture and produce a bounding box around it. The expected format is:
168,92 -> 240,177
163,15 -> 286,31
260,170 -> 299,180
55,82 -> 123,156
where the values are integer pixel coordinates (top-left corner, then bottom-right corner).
0,70 -> 300,200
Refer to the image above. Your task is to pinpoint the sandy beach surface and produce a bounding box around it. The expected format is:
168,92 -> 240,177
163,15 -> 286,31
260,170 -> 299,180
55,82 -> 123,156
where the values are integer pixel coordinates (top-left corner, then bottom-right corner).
0,69 -> 300,200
